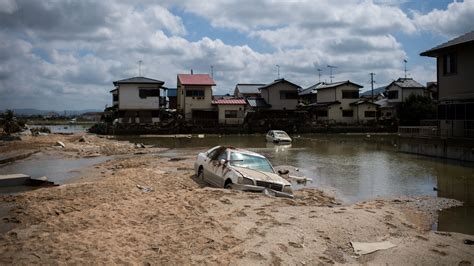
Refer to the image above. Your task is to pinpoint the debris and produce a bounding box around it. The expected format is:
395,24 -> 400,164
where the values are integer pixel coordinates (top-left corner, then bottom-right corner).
25,176 -> 58,187
55,141 -> 65,148
197,134 -> 205,138
464,239 -> 474,245
135,143 -> 146,148
350,241 -> 396,255
79,136 -> 88,142
136,184 -> 153,193
0,174 -> 30,187
169,157 -> 186,162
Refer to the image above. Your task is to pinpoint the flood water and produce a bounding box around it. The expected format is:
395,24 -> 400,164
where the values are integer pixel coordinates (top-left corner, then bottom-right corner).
118,134 -> 474,235
29,124 -> 92,134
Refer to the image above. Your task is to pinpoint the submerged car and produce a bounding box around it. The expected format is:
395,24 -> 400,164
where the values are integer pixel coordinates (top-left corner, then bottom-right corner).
194,146 -> 293,198
266,130 -> 292,143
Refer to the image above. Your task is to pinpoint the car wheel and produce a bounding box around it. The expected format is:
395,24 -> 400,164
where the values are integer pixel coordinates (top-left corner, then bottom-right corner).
224,179 -> 232,189
197,167 -> 204,180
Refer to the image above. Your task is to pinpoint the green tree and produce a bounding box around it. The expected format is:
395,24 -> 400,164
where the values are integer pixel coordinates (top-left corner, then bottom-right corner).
399,94 -> 436,126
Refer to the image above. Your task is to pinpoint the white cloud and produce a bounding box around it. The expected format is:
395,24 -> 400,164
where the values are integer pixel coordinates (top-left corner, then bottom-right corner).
414,0 -> 474,37
0,0 -> 18,14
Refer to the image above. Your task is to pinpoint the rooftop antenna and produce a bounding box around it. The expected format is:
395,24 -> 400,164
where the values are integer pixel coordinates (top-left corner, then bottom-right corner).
211,65 -> 214,78
276,65 -> 280,79
404,59 -> 407,79
327,65 -> 337,83
317,68 -> 322,82
369,72 -> 376,102
138,60 -> 143,77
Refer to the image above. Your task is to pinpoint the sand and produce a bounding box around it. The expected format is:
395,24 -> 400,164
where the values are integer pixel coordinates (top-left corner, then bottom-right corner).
0,133 -> 473,265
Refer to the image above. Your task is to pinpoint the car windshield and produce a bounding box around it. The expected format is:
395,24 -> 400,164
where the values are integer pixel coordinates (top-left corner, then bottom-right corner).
274,131 -> 289,137
229,152 -> 274,173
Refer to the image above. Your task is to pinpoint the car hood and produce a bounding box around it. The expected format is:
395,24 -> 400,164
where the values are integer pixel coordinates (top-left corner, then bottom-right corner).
231,166 -> 291,185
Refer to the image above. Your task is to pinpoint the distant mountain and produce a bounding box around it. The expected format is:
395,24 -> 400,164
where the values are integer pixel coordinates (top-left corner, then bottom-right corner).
1,108 -> 102,116
360,86 -> 386,96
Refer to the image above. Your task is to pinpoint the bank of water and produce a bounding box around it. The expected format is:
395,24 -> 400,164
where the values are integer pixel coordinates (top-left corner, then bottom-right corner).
118,133 -> 474,235
29,124 -> 92,134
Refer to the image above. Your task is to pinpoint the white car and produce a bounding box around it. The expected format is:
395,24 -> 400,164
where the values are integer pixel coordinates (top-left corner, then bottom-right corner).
266,130 -> 292,143
194,146 -> 293,198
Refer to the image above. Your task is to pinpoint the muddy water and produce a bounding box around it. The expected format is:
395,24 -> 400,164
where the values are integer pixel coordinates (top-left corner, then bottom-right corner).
119,134 -> 474,235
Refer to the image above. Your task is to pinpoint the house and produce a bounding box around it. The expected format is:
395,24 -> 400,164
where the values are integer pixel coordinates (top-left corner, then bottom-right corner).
309,81 -> 364,123
234,84 -> 265,98
425,82 -> 438,100
359,86 -> 386,102
421,30 -> 474,138
212,98 -> 247,124
349,100 -> 379,123
110,89 -> 118,107
299,82 -> 320,104
111,76 -> 166,124
259,79 -> 301,110
167,88 -> 177,109
177,73 -> 216,121
385,78 -> 425,103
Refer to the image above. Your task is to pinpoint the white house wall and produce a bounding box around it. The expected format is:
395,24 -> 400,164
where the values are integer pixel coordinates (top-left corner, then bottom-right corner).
261,83 -> 298,110
118,84 -> 160,110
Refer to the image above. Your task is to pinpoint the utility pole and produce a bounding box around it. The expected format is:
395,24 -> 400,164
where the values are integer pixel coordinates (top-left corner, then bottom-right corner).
327,65 -> 337,83
404,59 -> 407,79
276,65 -> 280,79
138,60 -> 142,76
211,65 -> 214,78
369,72 -> 376,102
317,68 -> 322,83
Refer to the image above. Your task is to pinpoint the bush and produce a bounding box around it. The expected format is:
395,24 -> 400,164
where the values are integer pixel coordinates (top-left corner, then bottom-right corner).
31,126 -> 51,135
399,95 -> 436,126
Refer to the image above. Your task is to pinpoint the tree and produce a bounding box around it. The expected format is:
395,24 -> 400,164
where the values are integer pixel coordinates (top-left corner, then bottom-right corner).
398,94 -> 436,126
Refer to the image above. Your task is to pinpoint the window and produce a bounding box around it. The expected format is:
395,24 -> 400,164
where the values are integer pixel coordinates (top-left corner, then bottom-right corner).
342,90 -> 359,99
280,91 -> 298,99
139,89 -> 160,98
387,91 -> 398,99
316,110 -> 328,117
342,110 -> 353,117
186,90 -> 205,97
365,111 -> 376,117
225,110 -> 238,118
112,94 -> 118,101
443,53 -> 457,75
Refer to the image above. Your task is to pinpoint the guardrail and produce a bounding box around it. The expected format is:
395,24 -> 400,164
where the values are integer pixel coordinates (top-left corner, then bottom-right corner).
398,126 -> 439,137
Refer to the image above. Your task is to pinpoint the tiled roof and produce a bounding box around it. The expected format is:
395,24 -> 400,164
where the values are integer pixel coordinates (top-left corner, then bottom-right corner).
314,80 -> 363,90
178,74 -> 215,86
259,79 -> 301,90
350,100 -> 379,106
421,31 -> 474,57
212,98 -> 247,105
388,78 -> 424,89
307,101 -> 340,108
113,76 -> 164,86
247,97 -> 271,108
235,84 -> 265,94
360,86 -> 386,96
299,82 -> 322,96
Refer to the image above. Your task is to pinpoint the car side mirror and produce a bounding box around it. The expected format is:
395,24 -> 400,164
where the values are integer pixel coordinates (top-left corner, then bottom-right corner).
278,169 -> 289,175
219,159 -> 227,166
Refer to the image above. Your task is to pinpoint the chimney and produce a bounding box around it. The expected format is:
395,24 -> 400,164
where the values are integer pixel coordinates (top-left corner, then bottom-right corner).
191,69 -> 193,75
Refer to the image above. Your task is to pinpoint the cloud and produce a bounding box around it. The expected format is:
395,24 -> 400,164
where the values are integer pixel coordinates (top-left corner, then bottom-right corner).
414,0 -> 474,37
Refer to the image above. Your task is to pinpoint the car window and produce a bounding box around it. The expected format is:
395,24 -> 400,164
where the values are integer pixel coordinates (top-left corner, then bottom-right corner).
229,152 -> 274,173
207,147 -> 220,159
216,151 -> 228,161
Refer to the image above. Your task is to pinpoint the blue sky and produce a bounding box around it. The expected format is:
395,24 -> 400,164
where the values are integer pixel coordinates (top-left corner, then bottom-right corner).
0,0 -> 473,110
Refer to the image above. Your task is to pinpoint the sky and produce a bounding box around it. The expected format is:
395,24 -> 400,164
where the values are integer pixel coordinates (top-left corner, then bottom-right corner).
0,0 -> 473,111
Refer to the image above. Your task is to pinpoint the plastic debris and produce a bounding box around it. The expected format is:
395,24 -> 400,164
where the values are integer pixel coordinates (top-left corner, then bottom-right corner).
55,141 -> 65,148
136,184 -> 153,193
351,241 -> 396,255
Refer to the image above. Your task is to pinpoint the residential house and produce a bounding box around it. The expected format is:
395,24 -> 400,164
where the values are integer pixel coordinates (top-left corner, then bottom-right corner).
259,79 -> 301,110
299,82 -> 320,104
421,30 -> 474,138
177,73 -> 216,121
359,86 -> 386,102
110,89 -> 118,107
234,84 -> 265,98
310,81 -> 365,123
212,98 -> 247,124
383,77 -> 425,119
112,76 -> 166,124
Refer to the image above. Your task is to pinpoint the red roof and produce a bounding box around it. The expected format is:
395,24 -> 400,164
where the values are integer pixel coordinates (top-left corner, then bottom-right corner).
212,99 -> 247,105
178,74 -> 215,86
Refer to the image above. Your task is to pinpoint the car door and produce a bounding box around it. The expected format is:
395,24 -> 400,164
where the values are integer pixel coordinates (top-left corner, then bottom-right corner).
212,150 -> 229,187
202,148 -> 220,186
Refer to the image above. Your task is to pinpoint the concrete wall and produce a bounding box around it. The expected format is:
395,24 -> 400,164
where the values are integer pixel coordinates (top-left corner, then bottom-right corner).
399,136 -> 474,162
261,83 -> 298,110
217,105 -> 246,124
354,104 -> 378,123
437,43 -> 474,101
317,89 -> 336,103
118,84 -> 161,110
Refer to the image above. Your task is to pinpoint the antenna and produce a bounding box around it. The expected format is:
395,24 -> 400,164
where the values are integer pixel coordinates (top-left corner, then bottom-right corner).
317,68 -> 322,82
210,65 -> 214,78
404,59 -> 407,79
276,65 -> 280,79
327,65 -> 337,83
138,60 -> 143,76
369,72 -> 376,102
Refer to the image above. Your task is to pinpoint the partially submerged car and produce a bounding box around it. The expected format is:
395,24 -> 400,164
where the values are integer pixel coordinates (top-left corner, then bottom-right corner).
194,146 -> 293,198
266,130 -> 292,143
